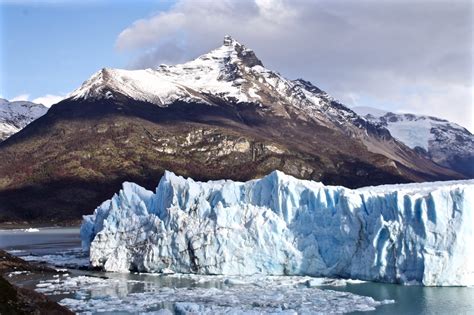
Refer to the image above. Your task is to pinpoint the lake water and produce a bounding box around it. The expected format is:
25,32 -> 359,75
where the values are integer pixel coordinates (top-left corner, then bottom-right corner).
1,227 -> 473,314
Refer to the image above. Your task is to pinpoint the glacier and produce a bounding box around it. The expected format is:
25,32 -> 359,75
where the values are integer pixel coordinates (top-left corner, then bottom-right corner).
81,170 -> 474,286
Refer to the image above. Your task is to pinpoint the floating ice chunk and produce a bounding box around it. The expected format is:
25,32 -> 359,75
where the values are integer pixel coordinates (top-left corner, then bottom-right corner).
224,278 -> 249,286
8,271 -> 30,277
161,268 -> 175,274
81,170 -> 474,286
23,228 -> 39,232
305,278 -> 348,287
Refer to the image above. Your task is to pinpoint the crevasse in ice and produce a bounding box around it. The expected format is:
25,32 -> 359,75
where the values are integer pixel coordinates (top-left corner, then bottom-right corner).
81,171 -> 474,286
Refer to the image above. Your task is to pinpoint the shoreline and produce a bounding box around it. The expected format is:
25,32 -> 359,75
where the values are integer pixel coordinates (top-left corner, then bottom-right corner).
0,220 -> 82,230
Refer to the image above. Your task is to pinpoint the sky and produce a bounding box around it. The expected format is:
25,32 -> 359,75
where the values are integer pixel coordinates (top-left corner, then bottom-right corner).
1,0 -> 473,131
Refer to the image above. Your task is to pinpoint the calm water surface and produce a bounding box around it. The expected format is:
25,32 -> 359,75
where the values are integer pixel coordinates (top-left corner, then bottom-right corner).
1,227 -> 473,314
0,227 -> 81,254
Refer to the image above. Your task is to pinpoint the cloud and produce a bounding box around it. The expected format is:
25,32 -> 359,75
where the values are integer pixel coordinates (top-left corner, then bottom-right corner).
10,94 -> 30,102
115,0 -> 473,132
32,94 -> 64,107
9,93 -> 64,107
396,84 -> 473,129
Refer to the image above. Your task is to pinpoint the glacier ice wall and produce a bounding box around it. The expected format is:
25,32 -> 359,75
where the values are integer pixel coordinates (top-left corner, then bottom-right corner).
81,171 -> 474,286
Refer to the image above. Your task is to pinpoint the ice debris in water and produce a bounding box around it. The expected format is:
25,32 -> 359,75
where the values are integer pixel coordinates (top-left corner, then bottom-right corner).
21,248 -> 89,269
81,170 -> 474,286
35,273 -> 392,314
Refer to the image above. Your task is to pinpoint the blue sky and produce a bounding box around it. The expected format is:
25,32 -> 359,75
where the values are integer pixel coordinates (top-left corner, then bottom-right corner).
0,0 -> 174,102
0,0 -> 472,131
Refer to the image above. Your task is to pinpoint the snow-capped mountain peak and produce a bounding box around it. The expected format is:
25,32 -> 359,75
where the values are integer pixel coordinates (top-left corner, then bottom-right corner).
209,34 -> 263,68
354,106 -> 474,177
69,36 -> 357,127
69,36 -> 329,108
0,98 -> 48,141
70,36 -> 270,105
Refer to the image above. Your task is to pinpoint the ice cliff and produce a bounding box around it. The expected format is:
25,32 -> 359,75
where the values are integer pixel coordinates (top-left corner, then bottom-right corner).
81,171 -> 474,286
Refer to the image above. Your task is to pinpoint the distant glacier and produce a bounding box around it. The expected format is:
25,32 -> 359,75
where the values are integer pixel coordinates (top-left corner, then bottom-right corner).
81,171 -> 474,286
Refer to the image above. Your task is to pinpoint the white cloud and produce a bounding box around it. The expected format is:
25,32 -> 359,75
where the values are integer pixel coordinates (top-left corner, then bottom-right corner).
11,94 -> 30,102
115,0 -> 473,132
116,11 -> 187,52
32,94 -> 64,107
9,93 -> 64,107
398,84 -> 473,131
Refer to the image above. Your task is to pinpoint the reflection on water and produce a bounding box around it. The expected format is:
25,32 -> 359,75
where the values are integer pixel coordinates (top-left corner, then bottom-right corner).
341,282 -> 474,315
1,227 -> 474,314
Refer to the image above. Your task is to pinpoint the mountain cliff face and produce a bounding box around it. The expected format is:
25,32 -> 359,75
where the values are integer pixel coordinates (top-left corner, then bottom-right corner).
354,106 -> 474,177
0,99 -> 48,141
0,36 -> 463,222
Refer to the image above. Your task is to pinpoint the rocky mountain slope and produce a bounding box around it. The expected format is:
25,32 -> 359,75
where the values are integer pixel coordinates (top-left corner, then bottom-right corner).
0,36 -> 463,223
354,106 -> 474,177
0,98 -> 48,141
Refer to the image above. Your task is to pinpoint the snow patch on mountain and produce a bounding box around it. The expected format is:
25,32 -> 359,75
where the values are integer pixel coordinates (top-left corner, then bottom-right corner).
0,98 -> 48,141
81,171 -> 474,286
70,68 -> 202,106
381,117 -> 435,151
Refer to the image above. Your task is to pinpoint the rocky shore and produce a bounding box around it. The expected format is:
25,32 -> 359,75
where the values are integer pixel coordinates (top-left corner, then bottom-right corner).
0,249 -> 73,314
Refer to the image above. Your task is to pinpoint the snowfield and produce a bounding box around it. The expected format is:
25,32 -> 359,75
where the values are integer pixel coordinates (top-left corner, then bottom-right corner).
81,171 -> 474,286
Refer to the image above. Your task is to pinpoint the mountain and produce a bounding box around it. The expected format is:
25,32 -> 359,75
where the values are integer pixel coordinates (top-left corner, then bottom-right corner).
0,36 -> 462,223
354,106 -> 474,177
0,99 -> 48,141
